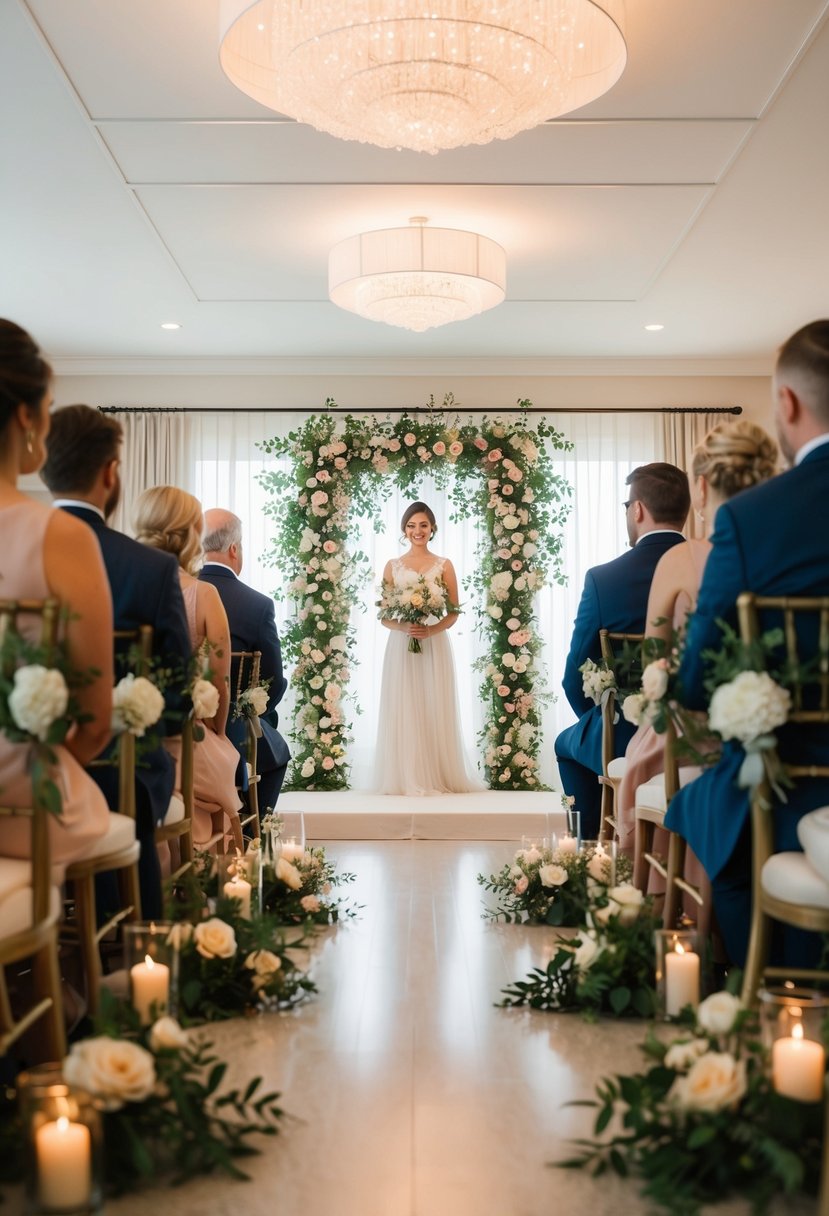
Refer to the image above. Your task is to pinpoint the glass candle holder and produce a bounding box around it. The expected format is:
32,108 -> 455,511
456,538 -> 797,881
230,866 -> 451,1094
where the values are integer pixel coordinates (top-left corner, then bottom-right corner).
758,985 -> 828,1103
654,929 -> 702,1019
520,834 -> 550,856
275,835 -> 306,864
17,1067 -> 103,1216
217,849 -> 262,919
277,810 -> 306,851
580,839 -> 617,887
122,921 -> 178,1024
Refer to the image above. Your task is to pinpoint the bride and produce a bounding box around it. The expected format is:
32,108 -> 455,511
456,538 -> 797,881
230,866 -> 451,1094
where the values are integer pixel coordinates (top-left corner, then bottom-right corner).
373,501 -> 483,796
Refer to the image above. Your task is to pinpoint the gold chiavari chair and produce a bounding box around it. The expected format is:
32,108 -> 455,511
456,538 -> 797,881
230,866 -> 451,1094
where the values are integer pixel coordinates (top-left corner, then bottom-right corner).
233,650 -> 263,840
738,592 -> 829,1005
596,628 -> 644,842
0,598 -> 66,1062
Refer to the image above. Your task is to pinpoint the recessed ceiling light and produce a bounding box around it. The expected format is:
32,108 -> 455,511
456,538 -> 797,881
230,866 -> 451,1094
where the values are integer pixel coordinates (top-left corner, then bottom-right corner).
160,322 -> 182,330
644,323 -> 664,331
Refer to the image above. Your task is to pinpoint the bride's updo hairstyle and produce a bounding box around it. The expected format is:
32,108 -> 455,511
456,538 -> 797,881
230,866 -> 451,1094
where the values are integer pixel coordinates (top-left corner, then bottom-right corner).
692,419 -> 778,500
134,485 -> 204,574
401,500 -> 437,539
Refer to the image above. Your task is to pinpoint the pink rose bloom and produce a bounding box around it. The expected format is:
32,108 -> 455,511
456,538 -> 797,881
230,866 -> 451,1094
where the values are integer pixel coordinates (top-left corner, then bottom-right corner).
388,438 -> 401,451
433,441 -> 446,456
317,469 -> 331,483
508,467 -> 523,482
301,895 -> 321,913
487,448 -> 503,462
514,875 -> 529,895
504,702 -> 515,712
474,437 -> 488,451
497,684 -> 511,697
420,452 -> 431,462
488,478 -> 499,490
334,457 -> 347,469
497,547 -> 511,560
322,756 -> 335,770
509,630 -> 531,647
449,441 -> 463,456
511,559 -> 523,571
502,484 -> 514,496
404,433 -> 417,446
323,540 -> 338,553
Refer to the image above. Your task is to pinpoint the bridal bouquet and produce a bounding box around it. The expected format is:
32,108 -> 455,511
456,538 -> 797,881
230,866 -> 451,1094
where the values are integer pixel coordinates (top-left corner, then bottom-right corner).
376,572 -> 460,653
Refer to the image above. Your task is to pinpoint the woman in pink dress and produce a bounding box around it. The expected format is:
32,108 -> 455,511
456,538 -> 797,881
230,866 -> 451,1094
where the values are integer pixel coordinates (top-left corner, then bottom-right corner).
0,319 -> 112,866
617,420 -> 779,866
134,486 -> 243,851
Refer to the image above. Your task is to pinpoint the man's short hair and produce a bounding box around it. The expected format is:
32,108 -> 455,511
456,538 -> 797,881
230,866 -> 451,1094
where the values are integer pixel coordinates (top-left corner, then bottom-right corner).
41,405 -> 122,494
203,513 -> 242,553
776,320 -> 829,424
625,462 -> 690,526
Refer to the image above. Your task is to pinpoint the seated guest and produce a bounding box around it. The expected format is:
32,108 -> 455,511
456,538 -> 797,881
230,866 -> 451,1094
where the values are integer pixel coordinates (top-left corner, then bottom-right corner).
40,405 -> 192,918
555,462 -> 690,837
134,487 -> 243,851
617,421 -> 778,870
666,320 -> 829,967
0,321 -> 112,864
200,509 -> 290,811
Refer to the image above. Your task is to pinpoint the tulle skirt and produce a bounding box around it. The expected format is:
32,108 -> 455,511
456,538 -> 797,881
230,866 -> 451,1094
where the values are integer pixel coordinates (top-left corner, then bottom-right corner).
373,630 -> 483,796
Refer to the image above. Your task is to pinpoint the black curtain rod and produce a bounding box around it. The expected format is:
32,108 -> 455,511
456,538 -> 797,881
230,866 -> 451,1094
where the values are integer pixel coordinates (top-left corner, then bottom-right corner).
98,405 -> 742,416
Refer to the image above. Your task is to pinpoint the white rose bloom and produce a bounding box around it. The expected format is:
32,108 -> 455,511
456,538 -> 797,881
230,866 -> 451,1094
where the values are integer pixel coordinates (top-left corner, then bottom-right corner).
522,542 -> 537,558
669,1052 -> 747,1113
149,1016 -> 189,1052
641,660 -> 670,701
502,513 -> 520,530
587,850 -> 612,882
276,857 -> 303,890
245,686 -> 269,716
191,678 -> 219,720
539,864 -> 568,888
330,635 -> 347,651
8,665 -> 69,741
488,605 -> 503,619
64,1037 -> 156,1110
696,990 -> 742,1036
245,948 -> 282,977
664,1038 -> 710,1072
709,670 -> 791,744
194,917 -> 237,959
573,933 -> 602,971
622,693 -> 647,725
502,653 -> 516,668
310,648 -> 325,664
309,675 -> 324,690
301,757 -> 316,778
111,674 -> 165,737
605,883 -> 644,925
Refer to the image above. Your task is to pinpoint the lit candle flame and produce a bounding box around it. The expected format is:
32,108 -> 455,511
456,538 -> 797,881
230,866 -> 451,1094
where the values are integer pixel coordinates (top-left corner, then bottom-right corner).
792,1022 -> 804,1043
675,942 -> 685,956
56,1116 -> 69,1134
145,954 -> 155,970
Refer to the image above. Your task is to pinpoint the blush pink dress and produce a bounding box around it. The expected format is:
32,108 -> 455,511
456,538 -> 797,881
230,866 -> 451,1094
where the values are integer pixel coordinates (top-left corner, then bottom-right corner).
0,500 -> 109,867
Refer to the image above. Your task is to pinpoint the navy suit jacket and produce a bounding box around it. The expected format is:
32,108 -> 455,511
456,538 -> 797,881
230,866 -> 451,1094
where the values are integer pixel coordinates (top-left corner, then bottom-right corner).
667,441 -> 829,880
198,565 -> 290,772
60,505 -> 192,826
559,531 -> 686,773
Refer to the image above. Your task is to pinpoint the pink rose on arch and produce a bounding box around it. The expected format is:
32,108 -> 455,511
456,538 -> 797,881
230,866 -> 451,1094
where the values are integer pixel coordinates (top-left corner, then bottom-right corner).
474,437 -> 488,451
497,548 -> 511,560
508,467 -> 523,482
334,457 -> 347,469
504,702 -> 515,712
509,630 -> 531,647
502,484 -> 514,496
433,441 -> 446,456
449,441 -> 463,456
420,452 -> 431,462
388,438 -> 401,451
487,448 -> 503,462
321,756 -> 335,771
323,540 -> 338,553
511,560 -> 523,571
488,478 -> 499,490
404,433 -> 417,446
316,469 -> 331,483
497,684 -> 511,697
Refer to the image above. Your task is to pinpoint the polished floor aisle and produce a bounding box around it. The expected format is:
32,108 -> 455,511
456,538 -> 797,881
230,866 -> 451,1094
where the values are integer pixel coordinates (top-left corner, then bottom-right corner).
110,842 -> 810,1216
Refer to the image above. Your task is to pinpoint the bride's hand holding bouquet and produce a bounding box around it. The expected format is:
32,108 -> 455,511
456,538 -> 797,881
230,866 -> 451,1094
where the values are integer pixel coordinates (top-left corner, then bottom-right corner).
376,573 -> 460,653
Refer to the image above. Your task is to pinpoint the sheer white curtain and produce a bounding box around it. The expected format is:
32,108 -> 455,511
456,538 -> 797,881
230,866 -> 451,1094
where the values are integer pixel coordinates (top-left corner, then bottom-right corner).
116,407 -> 664,791
111,411 -> 188,535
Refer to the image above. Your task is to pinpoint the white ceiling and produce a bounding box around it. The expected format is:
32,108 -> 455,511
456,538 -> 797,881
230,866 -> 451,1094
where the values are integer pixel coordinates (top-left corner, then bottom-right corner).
2,0 -> 829,370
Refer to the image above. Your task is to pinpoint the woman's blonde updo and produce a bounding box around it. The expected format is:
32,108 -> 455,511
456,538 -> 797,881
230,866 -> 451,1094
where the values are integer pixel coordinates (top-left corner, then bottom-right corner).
692,419 -> 778,501
133,485 -> 204,574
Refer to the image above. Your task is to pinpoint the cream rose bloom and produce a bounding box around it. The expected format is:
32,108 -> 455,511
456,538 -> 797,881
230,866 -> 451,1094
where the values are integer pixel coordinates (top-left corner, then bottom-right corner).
696,990 -> 742,1036
245,949 -> 282,977
301,757 -> 316,778
587,850 -> 612,882
539,864 -> 568,888
149,1016 -> 189,1052
605,883 -> 644,925
709,670 -> 791,744
64,1037 -> 156,1110
194,917 -> 237,960
641,659 -> 670,701
192,678 -> 220,720
573,933 -> 602,971
622,693 -> 647,725
112,674 -> 165,736
664,1038 -> 710,1071
241,685 -> 269,717
276,857 -> 303,890
669,1052 -> 747,1113
8,665 -> 69,741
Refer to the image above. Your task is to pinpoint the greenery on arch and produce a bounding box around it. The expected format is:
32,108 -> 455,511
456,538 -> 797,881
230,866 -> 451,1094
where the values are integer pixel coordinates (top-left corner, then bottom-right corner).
259,399 -> 572,791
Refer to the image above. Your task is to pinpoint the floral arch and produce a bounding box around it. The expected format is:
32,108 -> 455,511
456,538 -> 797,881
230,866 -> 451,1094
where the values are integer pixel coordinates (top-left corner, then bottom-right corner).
260,400 -> 572,791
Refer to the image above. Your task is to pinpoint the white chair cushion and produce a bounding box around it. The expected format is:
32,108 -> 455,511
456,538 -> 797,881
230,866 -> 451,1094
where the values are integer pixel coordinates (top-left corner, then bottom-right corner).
797,807 -> 829,885
86,813 -> 136,859
0,861 -> 61,939
164,794 -> 185,826
762,851 -> 829,910
607,757 -> 627,780
634,766 -> 704,814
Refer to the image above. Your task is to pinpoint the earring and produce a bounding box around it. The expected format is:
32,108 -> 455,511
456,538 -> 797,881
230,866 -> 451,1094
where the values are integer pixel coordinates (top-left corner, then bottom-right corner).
25,429 -> 34,454
694,508 -> 705,528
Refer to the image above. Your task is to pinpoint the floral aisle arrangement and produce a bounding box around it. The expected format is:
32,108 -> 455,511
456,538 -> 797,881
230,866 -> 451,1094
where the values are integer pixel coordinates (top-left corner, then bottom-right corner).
579,657 -> 618,711
499,885 -> 658,1019
258,830 -> 359,926
375,569 -> 460,653
558,991 -> 824,1214
478,839 -> 632,927
259,399 -> 572,790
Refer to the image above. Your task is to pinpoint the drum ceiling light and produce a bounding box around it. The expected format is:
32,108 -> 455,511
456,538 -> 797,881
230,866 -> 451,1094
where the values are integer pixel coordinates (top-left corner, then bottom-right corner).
219,1 -> 627,155
328,219 -> 506,332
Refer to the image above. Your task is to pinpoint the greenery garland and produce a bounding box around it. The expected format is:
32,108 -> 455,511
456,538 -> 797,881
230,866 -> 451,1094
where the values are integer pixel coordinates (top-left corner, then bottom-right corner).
259,398 -> 572,790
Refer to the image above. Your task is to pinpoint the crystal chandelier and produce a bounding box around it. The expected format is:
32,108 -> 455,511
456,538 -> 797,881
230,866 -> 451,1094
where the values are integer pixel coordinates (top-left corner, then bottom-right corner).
328,220 -> 506,331
219,1 -> 627,155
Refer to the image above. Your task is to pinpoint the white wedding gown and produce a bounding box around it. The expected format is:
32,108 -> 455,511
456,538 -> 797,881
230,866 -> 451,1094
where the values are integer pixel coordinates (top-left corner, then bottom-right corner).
373,558 -> 484,796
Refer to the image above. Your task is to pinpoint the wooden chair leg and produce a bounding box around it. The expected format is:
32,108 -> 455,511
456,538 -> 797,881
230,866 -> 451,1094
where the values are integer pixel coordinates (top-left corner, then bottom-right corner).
31,935 -> 67,1061
116,863 -> 142,927
72,874 -> 101,1017
741,898 -> 771,1007
633,816 -> 652,890
663,832 -> 685,930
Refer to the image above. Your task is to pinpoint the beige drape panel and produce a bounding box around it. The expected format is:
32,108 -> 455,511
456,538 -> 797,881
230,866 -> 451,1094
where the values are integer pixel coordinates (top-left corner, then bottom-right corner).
109,411 -> 188,536
660,410 -> 725,538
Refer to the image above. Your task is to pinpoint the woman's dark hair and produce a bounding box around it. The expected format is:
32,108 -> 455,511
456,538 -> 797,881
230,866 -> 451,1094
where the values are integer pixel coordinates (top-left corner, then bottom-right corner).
0,319 -> 52,431
401,501 -> 437,538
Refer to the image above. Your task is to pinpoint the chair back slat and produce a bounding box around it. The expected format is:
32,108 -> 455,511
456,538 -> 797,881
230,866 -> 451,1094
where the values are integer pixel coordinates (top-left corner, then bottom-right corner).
737,592 -> 829,726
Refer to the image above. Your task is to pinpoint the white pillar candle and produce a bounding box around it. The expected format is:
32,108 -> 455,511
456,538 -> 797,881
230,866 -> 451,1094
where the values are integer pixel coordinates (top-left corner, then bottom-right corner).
36,1116 -> 92,1210
558,834 -> 577,855
772,1023 -> 826,1102
223,874 -> 252,919
664,943 -> 700,1017
130,954 -> 170,1024
280,839 -> 305,861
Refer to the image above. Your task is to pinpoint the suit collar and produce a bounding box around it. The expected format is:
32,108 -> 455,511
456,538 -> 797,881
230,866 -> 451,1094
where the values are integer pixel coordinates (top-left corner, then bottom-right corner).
635,530 -> 684,548
56,501 -> 107,529
200,563 -> 237,580
797,437 -> 829,468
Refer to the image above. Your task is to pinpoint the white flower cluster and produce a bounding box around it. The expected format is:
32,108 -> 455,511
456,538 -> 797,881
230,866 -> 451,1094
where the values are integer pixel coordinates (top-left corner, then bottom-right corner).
64,1036 -> 156,1110
238,683 -> 269,718
579,657 -> 617,706
112,673 -> 165,736
8,664 -> 69,742
622,658 -> 672,727
572,882 -> 646,969
709,670 -> 791,744
665,992 -> 748,1114
191,677 -> 220,720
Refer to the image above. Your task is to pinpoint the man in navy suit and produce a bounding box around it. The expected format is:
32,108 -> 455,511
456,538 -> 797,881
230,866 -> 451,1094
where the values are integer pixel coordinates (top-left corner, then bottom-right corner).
199,509 -> 290,811
556,463 -> 690,837
667,320 -> 829,966
40,406 -> 192,919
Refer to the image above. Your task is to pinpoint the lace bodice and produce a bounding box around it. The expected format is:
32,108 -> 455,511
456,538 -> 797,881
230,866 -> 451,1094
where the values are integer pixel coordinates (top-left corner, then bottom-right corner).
390,557 -> 446,587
